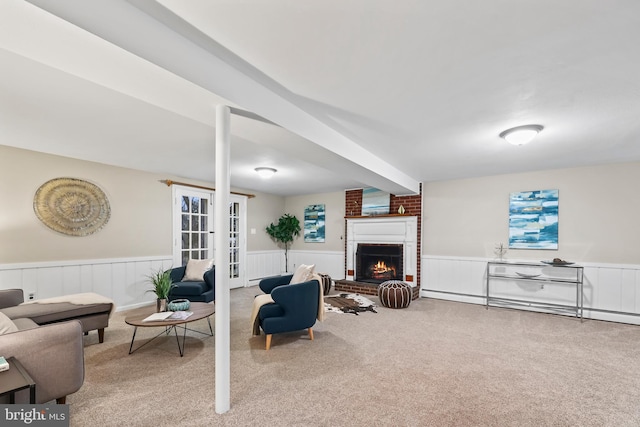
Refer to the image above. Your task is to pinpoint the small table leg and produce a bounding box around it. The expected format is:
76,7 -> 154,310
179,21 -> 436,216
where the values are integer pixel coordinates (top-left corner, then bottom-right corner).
128,326 -> 177,355
180,317 -> 214,337
174,324 -> 187,357
128,326 -> 139,354
207,317 -> 213,336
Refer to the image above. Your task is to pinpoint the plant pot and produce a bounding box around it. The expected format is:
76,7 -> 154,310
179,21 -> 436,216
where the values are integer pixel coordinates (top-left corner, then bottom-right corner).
156,298 -> 167,312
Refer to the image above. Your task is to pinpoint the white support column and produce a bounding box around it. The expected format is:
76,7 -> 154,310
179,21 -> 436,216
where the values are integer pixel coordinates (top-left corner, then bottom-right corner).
214,104 -> 231,414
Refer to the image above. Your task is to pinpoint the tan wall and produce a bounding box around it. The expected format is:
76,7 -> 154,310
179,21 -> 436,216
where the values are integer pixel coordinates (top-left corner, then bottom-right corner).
12,144 -> 635,266
0,145 -> 284,262
285,191 -> 345,252
423,162 -> 640,264
246,191 -> 286,251
0,145 -> 171,262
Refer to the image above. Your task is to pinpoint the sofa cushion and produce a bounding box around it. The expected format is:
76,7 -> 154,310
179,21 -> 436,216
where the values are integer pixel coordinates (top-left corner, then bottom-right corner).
0,311 -> 18,334
291,264 -> 315,284
11,317 -> 39,331
1,302 -> 112,324
170,281 -> 208,296
183,258 -> 214,281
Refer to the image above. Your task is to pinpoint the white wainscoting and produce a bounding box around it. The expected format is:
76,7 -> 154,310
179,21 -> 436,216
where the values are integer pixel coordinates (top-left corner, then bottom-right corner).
246,249 -> 344,286
0,250 -> 347,311
288,250 -> 345,281
0,256 -> 173,311
1,252 -> 288,309
246,250 -> 285,286
421,255 -> 640,325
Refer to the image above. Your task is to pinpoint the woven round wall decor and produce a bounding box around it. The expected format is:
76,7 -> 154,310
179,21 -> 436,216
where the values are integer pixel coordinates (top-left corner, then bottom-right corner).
33,177 -> 111,236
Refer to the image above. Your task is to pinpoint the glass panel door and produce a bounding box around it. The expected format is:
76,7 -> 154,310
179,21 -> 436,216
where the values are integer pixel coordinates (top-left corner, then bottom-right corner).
173,187 -> 246,288
174,188 -> 213,267
228,195 -> 246,289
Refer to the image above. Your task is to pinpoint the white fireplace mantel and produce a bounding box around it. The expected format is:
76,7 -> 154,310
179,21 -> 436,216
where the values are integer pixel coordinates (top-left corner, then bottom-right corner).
346,216 -> 418,287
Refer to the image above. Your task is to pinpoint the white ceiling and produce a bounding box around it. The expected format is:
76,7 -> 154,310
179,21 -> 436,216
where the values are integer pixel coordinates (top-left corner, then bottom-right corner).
2,0 -> 640,196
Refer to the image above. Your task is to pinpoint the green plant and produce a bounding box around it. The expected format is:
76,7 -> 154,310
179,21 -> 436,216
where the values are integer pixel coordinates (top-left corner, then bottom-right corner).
266,213 -> 301,272
146,267 -> 174,299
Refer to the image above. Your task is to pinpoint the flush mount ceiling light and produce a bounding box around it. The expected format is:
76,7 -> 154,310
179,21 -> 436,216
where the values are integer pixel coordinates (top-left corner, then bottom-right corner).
254,167 -> 277,179
499,124 -> 544,146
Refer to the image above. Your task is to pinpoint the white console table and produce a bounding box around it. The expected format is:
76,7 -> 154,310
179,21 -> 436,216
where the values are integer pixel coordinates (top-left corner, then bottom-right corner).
486,261 -> 584,320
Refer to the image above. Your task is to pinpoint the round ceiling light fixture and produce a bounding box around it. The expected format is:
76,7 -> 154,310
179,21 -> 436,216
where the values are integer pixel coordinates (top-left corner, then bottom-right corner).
499,124 -> 544,146
255,167 -> 277,179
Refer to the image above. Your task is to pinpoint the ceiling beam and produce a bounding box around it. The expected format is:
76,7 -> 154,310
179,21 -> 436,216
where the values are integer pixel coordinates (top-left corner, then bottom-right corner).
24,0 -> 420,195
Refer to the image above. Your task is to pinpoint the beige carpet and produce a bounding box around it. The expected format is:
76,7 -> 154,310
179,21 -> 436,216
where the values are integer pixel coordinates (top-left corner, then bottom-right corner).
70,287 -> 640,426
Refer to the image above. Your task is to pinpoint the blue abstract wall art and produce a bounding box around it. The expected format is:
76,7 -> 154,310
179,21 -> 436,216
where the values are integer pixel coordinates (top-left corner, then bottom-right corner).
509,189 -> 558,250
304,204 -> 325,242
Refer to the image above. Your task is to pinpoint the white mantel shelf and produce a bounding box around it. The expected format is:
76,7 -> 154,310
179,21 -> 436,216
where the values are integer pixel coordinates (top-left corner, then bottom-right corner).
344,214 -> 415,219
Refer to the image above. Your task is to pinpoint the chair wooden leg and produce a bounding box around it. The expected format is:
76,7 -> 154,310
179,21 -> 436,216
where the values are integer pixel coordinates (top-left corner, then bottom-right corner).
266,334 -> 272,350
98,328 -> 105,343
308,328 -> 314,341
56,396 -> 66,404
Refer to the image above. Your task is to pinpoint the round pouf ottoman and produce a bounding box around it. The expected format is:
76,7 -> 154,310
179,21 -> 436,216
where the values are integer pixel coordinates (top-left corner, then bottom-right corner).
378,280 -> 412,309
318,273 -> 332,296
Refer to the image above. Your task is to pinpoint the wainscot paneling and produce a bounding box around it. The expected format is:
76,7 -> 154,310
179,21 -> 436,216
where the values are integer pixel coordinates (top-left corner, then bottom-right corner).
246,250 -> 344,287
246,250 -> 285,286
288,250 -> 345,282
421,256 -> 640,325
0,256 -> 173,312
1,251 -> 346,311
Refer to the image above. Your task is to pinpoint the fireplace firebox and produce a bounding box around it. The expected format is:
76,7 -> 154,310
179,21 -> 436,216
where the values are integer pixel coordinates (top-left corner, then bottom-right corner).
355,244 -> 403,284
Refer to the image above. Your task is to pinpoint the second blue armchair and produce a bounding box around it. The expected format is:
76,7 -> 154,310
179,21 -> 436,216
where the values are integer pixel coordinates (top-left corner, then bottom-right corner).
167,265 -> 215,303
258,273 -> 293,294
258,279 -> 320,350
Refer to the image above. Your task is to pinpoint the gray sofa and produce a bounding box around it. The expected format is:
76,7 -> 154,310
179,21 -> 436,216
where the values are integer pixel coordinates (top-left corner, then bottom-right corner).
0,289 -> 113,403
0,289 -> 112,343
0,319 -> 84,404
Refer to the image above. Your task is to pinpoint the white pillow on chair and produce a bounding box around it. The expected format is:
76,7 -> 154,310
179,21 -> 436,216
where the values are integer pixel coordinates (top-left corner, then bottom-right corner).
290,264 -> 315,284
182,258 -> 214,281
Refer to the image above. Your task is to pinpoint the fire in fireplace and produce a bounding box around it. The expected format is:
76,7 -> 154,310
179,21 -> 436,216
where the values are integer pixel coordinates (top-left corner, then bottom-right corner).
355,244 -> 403,284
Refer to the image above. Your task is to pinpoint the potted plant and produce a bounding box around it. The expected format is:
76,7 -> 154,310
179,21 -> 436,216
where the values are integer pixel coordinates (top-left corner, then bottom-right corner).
147,267 -> 174,312
266,213 -> 301,272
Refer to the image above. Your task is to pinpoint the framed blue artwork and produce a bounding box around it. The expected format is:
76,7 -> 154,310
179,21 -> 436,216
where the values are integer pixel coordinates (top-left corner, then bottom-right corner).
361,188 -> 390,216
508,189 -> 558,250
304,204 -> 325,242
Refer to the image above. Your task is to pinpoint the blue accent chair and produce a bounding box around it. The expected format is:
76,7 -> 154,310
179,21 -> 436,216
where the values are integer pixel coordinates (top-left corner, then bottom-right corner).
258,274 -> 293,294
167,266 -> 215,303
258,279 -> 320,350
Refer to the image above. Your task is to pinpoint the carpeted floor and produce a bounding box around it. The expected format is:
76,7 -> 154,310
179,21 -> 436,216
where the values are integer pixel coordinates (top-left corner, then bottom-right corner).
70,286 -> 640,426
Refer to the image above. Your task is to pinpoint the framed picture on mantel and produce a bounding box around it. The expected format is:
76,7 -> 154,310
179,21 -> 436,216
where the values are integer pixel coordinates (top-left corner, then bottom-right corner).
361,188 -> 390,216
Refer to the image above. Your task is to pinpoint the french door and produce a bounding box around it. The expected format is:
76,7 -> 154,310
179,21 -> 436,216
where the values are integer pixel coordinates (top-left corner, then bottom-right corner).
173,187 -> 246,289
227,195 -> 246,289
174,188 -> 214,266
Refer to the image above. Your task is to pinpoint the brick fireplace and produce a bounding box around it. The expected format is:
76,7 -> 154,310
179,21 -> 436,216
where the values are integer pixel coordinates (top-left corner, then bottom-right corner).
335,186 -> 422,299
